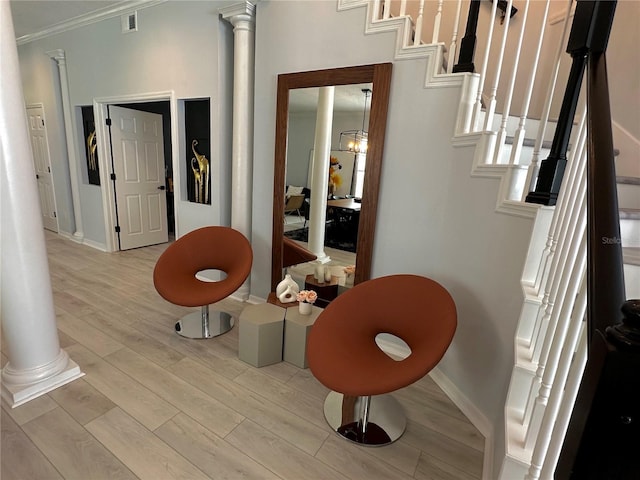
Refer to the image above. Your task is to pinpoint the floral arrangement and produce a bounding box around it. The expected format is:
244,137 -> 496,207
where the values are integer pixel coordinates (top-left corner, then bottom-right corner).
328,156 -> 342,195
343,265 -> 355,275
296,290 -> 318,304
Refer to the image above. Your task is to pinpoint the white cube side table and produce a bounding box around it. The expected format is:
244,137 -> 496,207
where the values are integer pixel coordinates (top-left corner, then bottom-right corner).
284,305 -> 322,368
238,303 -> 285,367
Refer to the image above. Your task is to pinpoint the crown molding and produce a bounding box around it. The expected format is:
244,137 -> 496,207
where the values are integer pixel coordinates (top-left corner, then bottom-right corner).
16,0 -> 167,45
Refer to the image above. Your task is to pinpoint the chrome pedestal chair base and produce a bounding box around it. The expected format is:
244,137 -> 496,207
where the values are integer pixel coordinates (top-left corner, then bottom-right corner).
323,391 -> 406,446
175,306 -> 234,339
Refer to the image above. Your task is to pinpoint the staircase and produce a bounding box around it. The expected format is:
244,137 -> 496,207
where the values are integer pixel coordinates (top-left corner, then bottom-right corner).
338,1 -> 639,478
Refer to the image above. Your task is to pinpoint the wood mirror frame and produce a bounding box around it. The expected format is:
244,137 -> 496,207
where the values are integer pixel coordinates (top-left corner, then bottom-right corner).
271,63 -> 392,291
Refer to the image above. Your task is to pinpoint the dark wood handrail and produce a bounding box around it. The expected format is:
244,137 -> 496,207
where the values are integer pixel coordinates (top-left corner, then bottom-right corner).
586,51 -> 626,342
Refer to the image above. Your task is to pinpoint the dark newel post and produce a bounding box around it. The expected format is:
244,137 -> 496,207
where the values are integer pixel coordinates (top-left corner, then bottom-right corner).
524,3 -> 598,206
453,0 -> 480,73
524,57 -> 585,206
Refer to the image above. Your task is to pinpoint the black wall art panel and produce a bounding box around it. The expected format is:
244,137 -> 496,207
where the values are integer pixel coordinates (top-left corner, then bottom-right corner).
185,99 -> 211,204
81,106 -> 100,185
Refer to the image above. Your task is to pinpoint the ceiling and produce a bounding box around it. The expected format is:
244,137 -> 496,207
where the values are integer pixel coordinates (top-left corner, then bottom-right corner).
10,1 -> 122,38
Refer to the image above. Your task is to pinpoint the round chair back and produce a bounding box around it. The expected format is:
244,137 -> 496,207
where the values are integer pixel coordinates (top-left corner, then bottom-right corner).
153,226 -> 253,307
307,274 -> 457,397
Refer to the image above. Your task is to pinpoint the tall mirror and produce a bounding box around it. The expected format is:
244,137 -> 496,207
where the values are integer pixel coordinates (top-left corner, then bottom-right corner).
271,63 -> 392,294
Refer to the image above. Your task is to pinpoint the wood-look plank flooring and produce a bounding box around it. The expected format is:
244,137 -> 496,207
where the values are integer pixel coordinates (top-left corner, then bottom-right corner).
1,231 -> 484,480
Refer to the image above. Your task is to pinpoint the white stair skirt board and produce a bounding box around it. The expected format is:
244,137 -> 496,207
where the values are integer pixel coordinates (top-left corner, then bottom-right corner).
2,356 -> 84,408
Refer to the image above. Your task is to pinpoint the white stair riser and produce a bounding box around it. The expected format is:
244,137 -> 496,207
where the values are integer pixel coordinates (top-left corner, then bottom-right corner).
497,143 -> 551,166
624,263 -> 640,299
500,457 -> 530,480
620,217 -> 640,248
617,182 -> 640,210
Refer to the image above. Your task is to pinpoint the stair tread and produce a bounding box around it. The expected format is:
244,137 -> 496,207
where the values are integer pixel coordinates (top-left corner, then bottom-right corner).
505,135 -> 551,149
617,176 -> 640,185
620,208 -> 640,219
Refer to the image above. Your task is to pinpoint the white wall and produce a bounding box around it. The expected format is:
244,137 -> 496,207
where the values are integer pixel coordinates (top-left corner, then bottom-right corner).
17,1 -> 234,246
253,1 -> 535,472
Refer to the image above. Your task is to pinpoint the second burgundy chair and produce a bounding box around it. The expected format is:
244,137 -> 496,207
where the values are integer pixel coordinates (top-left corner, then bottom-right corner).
307,274 -> 457,446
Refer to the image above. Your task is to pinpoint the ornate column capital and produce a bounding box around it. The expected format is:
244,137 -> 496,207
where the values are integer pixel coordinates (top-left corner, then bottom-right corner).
46,49 -> 66,65
220,1 -> 256,28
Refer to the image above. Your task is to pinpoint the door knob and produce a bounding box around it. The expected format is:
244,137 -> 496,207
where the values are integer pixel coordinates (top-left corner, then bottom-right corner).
158,185 -> 166,190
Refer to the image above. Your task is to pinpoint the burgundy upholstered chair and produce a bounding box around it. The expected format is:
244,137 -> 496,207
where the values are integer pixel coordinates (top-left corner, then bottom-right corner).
153,226 -> 253,339
307,274 -> 457,445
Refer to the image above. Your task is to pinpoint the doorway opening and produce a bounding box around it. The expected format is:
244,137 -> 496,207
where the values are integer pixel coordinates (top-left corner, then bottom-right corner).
94,92 -> 179,252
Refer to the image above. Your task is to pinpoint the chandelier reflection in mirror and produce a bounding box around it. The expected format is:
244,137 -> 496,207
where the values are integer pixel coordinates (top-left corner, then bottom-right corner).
339,88 -> 371,154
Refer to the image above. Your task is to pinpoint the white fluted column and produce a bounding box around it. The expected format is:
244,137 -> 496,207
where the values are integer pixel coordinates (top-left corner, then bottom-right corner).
308,86 -> 335,264
221,1 -> 256,301
1,2 -> 83,407
46,49 -> 84,241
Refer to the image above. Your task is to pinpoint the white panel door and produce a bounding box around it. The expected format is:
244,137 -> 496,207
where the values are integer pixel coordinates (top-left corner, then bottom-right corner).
109,105 -> 168,250
27,105 -> 58,232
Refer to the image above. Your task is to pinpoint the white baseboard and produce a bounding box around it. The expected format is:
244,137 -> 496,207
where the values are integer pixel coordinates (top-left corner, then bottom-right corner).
82,238 -> 107,252
429,367 -> 495,480
57,231 -> 107,251
245,294 -> 266,305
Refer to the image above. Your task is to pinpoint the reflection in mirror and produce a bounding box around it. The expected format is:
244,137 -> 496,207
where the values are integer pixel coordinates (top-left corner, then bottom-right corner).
271,64 -> 392,303
284,84 -> 372,283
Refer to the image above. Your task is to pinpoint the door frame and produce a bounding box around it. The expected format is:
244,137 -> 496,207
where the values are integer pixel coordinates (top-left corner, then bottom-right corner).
26,103 -> 60,233
94,91 -> 180,252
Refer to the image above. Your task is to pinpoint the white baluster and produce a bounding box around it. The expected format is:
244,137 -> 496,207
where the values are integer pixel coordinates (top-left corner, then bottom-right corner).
383,0 -> 391,20
471,0 -> 498,131
508,0 -> 552,167
539,322 -> 588,478
525,155 -> 584,375
525,236 -> 586,448
493,0 -> 530,164
531,159 -> 586,365
447,0 -> 464,74
372,0 -> 382,21
482,0 -> 514,140
432,0 -> 443,44
523,0 -> 573,194
414,0 -> 425,46
528,120 -> 587,354
532,107 -> 587,296
527,278 -> 587,479
399,0 -> 407,17
525,192 -> 586,425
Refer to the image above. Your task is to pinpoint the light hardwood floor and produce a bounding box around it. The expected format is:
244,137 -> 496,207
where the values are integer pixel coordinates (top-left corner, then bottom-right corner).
1,231 -> 484,480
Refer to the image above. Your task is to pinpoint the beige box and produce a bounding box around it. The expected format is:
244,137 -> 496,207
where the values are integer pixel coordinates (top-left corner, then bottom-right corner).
283,305 -> 323,368
238,303 -> 285,367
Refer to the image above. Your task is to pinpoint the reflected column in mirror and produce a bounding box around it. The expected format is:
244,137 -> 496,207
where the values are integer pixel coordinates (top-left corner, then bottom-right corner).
271,63 -> 392,296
